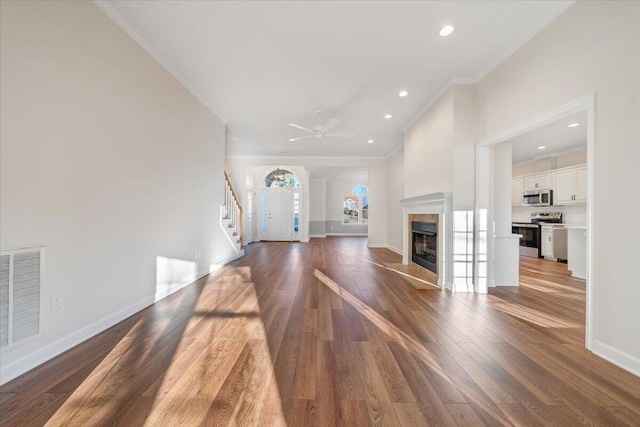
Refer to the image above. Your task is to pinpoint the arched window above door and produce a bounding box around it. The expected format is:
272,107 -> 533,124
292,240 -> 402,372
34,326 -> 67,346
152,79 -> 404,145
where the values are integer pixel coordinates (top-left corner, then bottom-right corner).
352,185 -> 368,195
263,168 -> 300,188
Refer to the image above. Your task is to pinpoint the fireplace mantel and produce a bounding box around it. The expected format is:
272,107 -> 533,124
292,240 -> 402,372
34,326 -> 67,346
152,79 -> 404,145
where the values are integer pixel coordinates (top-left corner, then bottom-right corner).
399,192 -> 451,207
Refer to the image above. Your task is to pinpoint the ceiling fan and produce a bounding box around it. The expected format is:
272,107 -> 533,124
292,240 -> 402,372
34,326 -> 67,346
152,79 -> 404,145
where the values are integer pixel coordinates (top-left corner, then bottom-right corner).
288,108 -> 353,142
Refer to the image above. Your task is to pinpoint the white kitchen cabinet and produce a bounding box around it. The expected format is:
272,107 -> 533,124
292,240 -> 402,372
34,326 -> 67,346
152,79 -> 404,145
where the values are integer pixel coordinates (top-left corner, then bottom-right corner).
541,226 -> 554,258
575,165 -> 587,202
512,177 -> 524,205
525,172 -> 551,190
552,164 -> 587,205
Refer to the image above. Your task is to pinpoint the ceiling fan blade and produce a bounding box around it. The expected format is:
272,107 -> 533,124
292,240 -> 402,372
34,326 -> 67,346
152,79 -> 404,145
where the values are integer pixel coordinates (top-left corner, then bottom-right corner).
288,123 -> 315,134
322,118 -> 340,132
324,132 -> 353,138
288,135 -> 315,142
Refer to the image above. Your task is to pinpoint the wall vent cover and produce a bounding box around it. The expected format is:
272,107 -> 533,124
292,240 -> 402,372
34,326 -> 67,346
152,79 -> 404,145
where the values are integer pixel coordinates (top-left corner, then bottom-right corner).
0,247 -> 44,349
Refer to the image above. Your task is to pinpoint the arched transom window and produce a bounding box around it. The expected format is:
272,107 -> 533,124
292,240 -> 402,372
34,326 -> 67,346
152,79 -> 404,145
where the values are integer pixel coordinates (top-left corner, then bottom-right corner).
263,168 -> 300,188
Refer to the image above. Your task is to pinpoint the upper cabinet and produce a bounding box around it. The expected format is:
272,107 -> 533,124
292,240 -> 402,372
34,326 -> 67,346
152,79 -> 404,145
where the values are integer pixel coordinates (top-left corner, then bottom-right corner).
524,172 -> 551,190
552,165 -> 587,205
512,177 -> 524,205
513,164 -> 586,206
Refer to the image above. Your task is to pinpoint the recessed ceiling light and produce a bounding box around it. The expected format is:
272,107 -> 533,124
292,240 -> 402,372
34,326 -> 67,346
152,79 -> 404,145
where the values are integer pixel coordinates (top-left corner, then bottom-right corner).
568,123 -> 580,127
439,25 -> 455,37
537,146 -> 546,150
384,114 -> 392,119
368,139 -> 374,144
398,90 -> 408,97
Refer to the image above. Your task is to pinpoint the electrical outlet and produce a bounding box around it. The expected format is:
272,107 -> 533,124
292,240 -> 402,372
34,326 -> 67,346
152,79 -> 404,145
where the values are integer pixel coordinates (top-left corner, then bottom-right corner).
195,250 -> 202,260
52,296 -> 63,311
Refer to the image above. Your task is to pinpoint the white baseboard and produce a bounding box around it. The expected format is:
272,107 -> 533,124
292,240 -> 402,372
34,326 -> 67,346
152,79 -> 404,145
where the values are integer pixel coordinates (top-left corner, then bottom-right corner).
592,340 -> 640,378
386,245 -> 403,255
154,266 -> 217,302
367,243 -> 386,248
326,233 -> 368,237
309,234 -> 327,239
0,295 -> 154,386
0,252 -> 246,386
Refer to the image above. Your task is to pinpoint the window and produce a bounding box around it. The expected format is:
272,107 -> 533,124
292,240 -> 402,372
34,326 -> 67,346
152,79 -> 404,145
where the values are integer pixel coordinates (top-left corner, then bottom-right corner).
261,192 -> 267,234
343,196 -> 359,223
263,169 -> 300,188
342,186 -> 368,224
293,192 -> 300,234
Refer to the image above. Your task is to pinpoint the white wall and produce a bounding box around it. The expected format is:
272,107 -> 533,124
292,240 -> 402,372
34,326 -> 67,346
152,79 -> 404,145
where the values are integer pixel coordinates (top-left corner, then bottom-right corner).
226,156 -> 388,247
513,148 -> 586,176
452,85 -> 478,211
386,146 -> 404,253
309,179 -> 327,221
475,1 -> 640,371
0,1 -> 233,382
404,91 -> 454,198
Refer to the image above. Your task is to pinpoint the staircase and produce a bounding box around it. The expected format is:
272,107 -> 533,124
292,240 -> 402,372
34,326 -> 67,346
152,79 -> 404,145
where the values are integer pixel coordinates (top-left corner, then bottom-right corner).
222,172 -> 244,255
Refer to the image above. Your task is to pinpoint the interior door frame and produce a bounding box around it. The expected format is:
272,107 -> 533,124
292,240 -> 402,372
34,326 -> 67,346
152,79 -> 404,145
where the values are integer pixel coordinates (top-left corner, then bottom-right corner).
474,92 -> 596,350
258,187 -> 302,242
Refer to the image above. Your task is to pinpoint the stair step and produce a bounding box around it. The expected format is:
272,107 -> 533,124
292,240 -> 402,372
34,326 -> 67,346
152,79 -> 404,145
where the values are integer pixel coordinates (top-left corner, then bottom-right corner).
233,232 -> 238,236
222,216 -> 230,220
228,224 -> 234,228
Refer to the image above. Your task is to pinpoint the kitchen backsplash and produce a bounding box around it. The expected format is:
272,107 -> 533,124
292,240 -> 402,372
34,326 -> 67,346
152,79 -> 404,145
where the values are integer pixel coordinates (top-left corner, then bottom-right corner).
512,204 -> 587,225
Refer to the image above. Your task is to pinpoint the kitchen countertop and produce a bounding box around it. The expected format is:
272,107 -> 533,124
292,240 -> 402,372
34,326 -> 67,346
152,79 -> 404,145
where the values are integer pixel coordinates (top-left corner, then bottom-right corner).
563,224 -> 587,229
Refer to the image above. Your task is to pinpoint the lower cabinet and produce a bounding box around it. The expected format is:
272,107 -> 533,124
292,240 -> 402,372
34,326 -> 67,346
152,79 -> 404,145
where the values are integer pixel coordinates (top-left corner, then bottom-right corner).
541,226 -> 554,258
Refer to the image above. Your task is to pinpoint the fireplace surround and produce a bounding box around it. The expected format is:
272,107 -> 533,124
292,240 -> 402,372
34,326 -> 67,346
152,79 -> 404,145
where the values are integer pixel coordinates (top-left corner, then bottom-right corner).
399,192 -> 452,289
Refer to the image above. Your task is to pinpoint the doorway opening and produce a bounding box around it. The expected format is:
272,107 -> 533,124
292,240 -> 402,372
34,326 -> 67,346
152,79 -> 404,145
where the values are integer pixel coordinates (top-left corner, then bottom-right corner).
475,93 -> 595,349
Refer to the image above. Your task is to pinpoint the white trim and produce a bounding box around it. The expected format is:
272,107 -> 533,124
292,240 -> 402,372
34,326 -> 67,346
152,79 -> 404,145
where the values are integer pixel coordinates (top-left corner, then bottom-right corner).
591,340 -> 640,378
402,77 -> 473,132
474,92 -> 595,351
473,0 -> 575,83
0,295 -> 154,386
92,1 -> 226,122
477,94 -> 594,147
154,267 -> 209,302
326,233 -> 368,237
385,142 -> 405,159
386,245 -> 403,256
367,243 -> 387,248
0,251 -> 245,386
402,1 -> 575,136
309,234 -> 327,239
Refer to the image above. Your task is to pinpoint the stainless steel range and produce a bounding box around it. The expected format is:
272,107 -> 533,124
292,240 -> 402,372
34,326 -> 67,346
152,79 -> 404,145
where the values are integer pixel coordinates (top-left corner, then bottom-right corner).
512,212 -> 562,258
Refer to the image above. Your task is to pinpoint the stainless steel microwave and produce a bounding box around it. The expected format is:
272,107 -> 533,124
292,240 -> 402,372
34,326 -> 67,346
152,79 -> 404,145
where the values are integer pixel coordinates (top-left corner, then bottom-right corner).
523,189 -> 553,207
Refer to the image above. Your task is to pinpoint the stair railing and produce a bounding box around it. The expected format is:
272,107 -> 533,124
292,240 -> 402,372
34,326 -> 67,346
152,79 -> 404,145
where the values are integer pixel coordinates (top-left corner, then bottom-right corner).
223,171 -> 243,248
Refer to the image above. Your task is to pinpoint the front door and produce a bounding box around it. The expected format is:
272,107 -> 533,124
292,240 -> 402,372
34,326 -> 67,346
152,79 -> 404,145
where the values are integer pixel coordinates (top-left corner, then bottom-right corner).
268,190 -> 293,241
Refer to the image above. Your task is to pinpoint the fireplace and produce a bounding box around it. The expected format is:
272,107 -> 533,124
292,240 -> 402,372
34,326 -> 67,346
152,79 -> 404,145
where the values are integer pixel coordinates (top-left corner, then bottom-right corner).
411,222 -> 437,274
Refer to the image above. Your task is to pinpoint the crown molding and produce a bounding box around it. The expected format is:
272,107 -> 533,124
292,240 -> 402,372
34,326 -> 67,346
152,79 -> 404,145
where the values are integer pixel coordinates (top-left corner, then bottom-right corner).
402,0 -> 575,135
92,0 -> 226,123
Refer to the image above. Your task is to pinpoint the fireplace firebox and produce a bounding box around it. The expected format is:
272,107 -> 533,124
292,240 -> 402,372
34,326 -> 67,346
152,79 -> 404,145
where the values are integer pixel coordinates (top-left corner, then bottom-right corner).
411,221 -> 437,274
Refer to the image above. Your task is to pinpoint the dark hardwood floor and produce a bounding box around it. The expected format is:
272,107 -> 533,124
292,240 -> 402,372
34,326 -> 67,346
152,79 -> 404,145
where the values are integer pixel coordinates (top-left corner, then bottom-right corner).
1,237 -> 639,426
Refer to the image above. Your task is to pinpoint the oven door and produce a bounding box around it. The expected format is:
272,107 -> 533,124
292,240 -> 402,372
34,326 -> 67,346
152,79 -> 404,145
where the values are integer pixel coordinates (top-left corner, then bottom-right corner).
512,224 -> 539,257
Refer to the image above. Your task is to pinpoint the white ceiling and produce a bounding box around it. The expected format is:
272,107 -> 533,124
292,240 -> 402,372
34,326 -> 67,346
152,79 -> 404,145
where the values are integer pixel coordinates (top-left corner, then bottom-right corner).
511,110 -> 587,164
99,0 -> 572,158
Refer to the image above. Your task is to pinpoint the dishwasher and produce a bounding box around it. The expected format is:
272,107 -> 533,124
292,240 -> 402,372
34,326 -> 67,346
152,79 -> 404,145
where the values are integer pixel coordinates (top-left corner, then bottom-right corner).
553,226 -> 568,261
